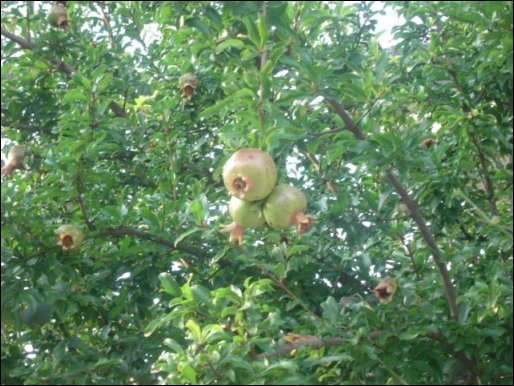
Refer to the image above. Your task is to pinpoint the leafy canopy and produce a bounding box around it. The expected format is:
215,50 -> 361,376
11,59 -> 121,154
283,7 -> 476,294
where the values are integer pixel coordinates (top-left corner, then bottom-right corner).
1,1 -> 512,385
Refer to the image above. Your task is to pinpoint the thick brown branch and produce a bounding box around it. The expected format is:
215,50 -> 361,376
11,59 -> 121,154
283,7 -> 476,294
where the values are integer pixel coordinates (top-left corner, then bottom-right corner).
325,98 -> 366,140
1,26 -> 128,119
325,97 -> 458,321
386,171 -> 458,320
98,226 -> 206,258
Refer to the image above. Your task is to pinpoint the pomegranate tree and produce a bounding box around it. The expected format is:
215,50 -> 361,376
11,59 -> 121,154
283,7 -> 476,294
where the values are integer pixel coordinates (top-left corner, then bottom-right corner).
221,196 -> 265,245
263,184 -> 315,234
222,148 -> 277,202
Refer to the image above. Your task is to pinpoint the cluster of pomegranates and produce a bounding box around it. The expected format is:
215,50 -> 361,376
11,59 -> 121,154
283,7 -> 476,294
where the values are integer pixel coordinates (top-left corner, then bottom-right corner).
220,148 -> 314,245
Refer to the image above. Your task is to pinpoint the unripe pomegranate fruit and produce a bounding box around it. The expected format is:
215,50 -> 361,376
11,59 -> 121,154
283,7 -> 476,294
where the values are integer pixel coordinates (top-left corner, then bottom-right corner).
263,185 -> 315,234
178,73 -> 199,98
1,145 -> 27,179
221,196 -> 265,245
222,148 -> 277,202
47,2 -> 69,29
55,224 -> 84,251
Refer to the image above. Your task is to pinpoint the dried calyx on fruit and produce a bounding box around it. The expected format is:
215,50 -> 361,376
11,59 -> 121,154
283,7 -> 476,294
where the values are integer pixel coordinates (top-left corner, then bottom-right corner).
221,196 -> 265,245
47,2 -> 69,28
178,73 -> 199,98
222,148 -> 277,202
263,184 -> 315,234
55,224 -> 84,251
1,145 -> 27,179
373,278 -> 397,303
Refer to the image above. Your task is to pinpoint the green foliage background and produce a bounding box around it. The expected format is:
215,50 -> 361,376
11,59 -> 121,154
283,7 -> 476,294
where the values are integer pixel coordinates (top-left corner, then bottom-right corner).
1,1 -> 512,384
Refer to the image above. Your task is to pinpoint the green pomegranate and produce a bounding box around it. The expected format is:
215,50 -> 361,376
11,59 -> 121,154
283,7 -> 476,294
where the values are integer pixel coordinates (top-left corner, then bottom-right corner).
222,148 -> 277,202
47,2 -> 69,28
221,196 -> 265,244
263,184 -> 315,234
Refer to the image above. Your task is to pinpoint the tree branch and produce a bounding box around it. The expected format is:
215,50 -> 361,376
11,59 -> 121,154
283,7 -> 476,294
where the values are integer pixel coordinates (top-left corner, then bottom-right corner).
97,226 -> 206,258
303,151 -> 338,197
256,330 -> 444,360
1,26 -> 128,119
1,121 -> 52,134
325,97 -> 458,321
76,175 -> 94,231
97,2 -> 116,50
255,337 -> 344,359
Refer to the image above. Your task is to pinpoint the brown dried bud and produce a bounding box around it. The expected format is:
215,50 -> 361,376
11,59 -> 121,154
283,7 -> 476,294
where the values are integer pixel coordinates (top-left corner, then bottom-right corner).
55,224 -> 84,252
1,145 -> 28,179
178,73 -> 199,99
373,278 -> 397,303
48,2 -> 69,29
421,138 -> 436,148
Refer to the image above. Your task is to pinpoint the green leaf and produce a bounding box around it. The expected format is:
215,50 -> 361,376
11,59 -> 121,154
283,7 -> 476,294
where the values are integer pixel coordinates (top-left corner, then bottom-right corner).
216,39 -> 245,53
258,13 -> 269,48
159,273 -> 182,297
180,364 -> 197,384
186,319 -> 202,342
174,227 -> 202,247
243,16 -> 260,46
144,314 -> 171,337
62,89 -> 90,105
185,16 -> 211,38
200,97 -> 233,118
190,285 -> 213,309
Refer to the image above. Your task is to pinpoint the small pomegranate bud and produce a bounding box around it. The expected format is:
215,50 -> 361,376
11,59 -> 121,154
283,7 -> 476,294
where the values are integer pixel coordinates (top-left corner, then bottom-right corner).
263,185 -> 315,234
1,145 -> 27,179
55,224 -> 84,252
47,2 -> 69,29
373,278 -> 397,303
421,138 -> 435,148
178,73 -> 199,99
395,201 -> 409,217
222,148 -> 277,202
221,196 -> 265,245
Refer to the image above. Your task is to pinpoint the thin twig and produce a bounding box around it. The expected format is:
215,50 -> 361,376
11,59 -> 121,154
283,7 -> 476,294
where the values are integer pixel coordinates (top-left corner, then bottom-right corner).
97,2 -> 116,50
303,151 -> 338,197
97,226 -> 206,258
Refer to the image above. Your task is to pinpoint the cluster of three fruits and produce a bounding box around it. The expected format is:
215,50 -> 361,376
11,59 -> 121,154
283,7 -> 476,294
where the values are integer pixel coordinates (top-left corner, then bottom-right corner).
221,149 -> 314,244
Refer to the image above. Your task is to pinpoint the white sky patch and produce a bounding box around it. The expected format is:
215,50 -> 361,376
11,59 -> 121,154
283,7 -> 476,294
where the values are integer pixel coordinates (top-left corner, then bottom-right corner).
370,3 -> 405,48
116,272 -> 131,280
431,122 -> 442,133
345,163 -> 358,174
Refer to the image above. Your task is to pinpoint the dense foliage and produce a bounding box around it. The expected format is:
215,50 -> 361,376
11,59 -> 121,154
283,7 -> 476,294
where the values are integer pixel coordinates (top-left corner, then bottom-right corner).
1,1 -> 512,384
